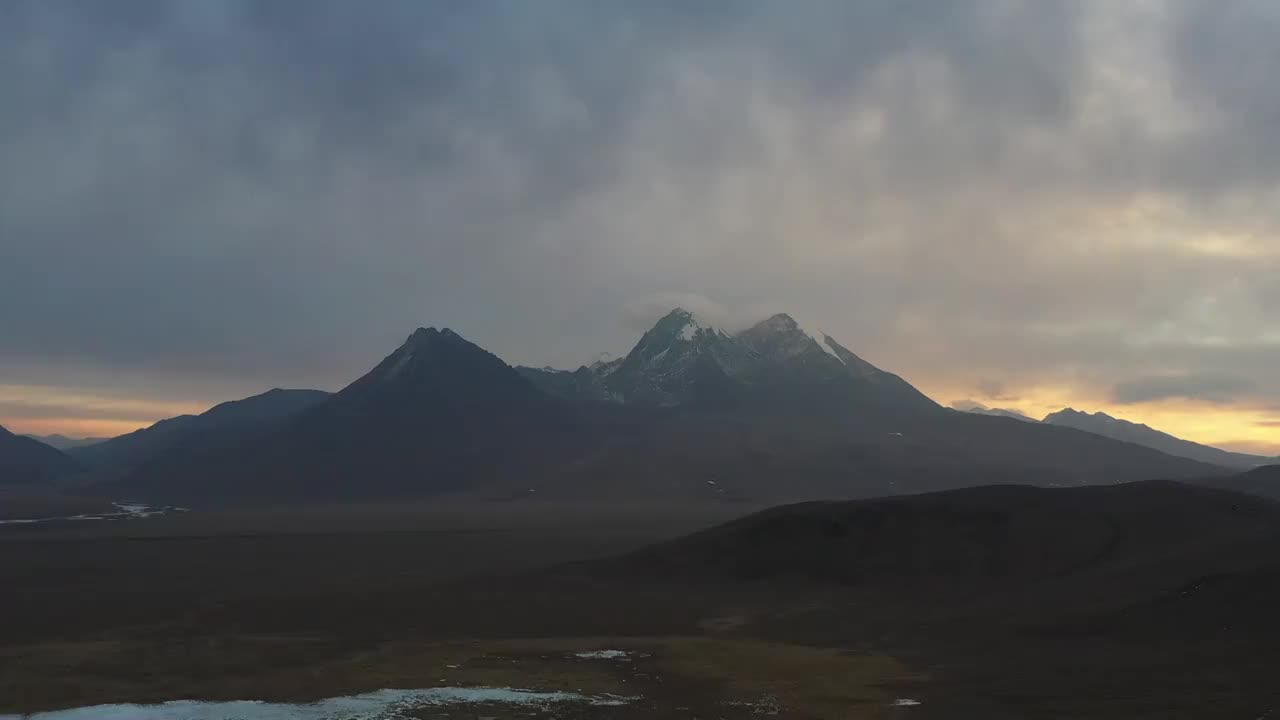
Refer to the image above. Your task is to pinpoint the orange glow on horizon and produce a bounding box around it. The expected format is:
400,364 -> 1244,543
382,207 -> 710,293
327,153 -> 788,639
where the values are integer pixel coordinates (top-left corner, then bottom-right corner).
5,383 -> 1278,456
923,380 -> 1280,456
2,417 -> 152,440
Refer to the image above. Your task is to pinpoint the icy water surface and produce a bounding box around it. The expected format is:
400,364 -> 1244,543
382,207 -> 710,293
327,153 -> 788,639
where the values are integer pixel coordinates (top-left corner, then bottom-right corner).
0,503 -> 186,526
0,687 -> 636,719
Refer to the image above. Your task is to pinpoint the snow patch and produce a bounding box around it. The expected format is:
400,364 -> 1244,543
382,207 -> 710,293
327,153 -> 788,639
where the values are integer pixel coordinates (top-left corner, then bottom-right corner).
573,650 -> 632,660
792,319 -> 844,364
676,313 -> 724,342
812,334 -> 843,362
0,687 -> 638,720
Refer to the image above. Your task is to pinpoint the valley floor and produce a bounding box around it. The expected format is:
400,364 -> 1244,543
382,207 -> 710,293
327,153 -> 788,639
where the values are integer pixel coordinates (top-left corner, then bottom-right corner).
1,500 -> 1276,718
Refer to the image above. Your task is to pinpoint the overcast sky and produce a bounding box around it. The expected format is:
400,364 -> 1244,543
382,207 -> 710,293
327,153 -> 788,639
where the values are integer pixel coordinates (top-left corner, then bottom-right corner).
2,0 -> 1278,453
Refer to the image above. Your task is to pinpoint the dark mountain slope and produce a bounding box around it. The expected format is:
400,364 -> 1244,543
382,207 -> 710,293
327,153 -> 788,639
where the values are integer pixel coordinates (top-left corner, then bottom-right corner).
1191,464 -> 1280,502
1044,407 -> 1271,470
734,313 -> 938,415
531,403 -> 1223,502
71,389 -> 330,478
599,308 -> 753,407
0,425 -> 81,486
104,328 -> 584,505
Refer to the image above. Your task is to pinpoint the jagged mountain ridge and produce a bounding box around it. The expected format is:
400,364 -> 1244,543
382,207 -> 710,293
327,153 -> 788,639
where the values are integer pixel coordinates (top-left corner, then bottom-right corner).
522,308 -> 938,414
1043,408 -> 1274,471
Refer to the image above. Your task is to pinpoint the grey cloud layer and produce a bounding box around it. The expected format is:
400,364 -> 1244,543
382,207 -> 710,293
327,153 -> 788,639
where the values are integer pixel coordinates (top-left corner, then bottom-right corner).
1,0 -> 1278,420
1113,372 -> 1257,405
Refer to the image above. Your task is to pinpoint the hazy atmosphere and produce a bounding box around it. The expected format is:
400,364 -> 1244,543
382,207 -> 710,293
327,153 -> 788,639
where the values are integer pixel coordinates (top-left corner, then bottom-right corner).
2,0 -> 1277,453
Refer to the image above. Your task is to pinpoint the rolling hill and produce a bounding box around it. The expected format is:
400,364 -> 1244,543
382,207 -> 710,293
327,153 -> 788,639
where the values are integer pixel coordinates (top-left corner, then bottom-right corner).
1191,463 -> 1280,502
600,480 -> 1280,586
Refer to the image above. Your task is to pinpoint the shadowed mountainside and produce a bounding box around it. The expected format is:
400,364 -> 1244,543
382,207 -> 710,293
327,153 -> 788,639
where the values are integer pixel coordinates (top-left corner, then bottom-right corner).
0,425 -> 80,487
69,388 -> 330,484
1191,464 -> 1280,502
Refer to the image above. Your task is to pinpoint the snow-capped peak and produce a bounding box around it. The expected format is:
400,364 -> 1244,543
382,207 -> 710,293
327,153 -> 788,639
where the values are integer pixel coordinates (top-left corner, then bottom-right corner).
656,307 -> 721,342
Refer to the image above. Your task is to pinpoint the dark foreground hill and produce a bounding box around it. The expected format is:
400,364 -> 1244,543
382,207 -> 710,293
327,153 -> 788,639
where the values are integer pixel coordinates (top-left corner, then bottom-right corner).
1192,463 -> 1280,502
0,425 -> 80,487
5,486 -> 1280,718
599,480 -> 1280,587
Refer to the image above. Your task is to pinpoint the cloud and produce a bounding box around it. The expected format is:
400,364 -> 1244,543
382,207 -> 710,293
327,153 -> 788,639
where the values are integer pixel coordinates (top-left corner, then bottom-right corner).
1112,373 -> 1257,405
621,292 -> 728,331
974,380 -> 1020,402
0,0 -> 1278,435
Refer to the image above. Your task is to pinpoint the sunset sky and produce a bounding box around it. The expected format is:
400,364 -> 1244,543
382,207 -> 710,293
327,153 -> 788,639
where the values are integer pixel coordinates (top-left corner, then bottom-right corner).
1,1 -> 1277,455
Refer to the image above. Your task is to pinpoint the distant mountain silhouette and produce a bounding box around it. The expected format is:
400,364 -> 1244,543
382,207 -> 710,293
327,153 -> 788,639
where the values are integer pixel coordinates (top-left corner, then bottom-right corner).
1043,408 -> 1272,470
92,311 -> 1226,507
21,434 -> 107,451
103,328 -> 580,504
73,388 -> 330,481
0,425 -> 81,486
953,402 -> 1037,422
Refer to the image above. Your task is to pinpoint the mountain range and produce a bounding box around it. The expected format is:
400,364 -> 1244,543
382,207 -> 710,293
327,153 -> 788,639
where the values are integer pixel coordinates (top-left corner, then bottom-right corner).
5,308 -> 1268,506
0,424 -> 81,487
1041,408 -> 1275,470
953,404 -> 1275,470
68,388 -> 331,485
518,310 -> 937,414
21,434 -> 107,451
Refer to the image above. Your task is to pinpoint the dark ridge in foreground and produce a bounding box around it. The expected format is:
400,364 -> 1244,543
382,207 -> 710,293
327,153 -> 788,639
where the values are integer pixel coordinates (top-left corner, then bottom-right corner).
597,480 -> 1280,586
1193,463 -> 1280,502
